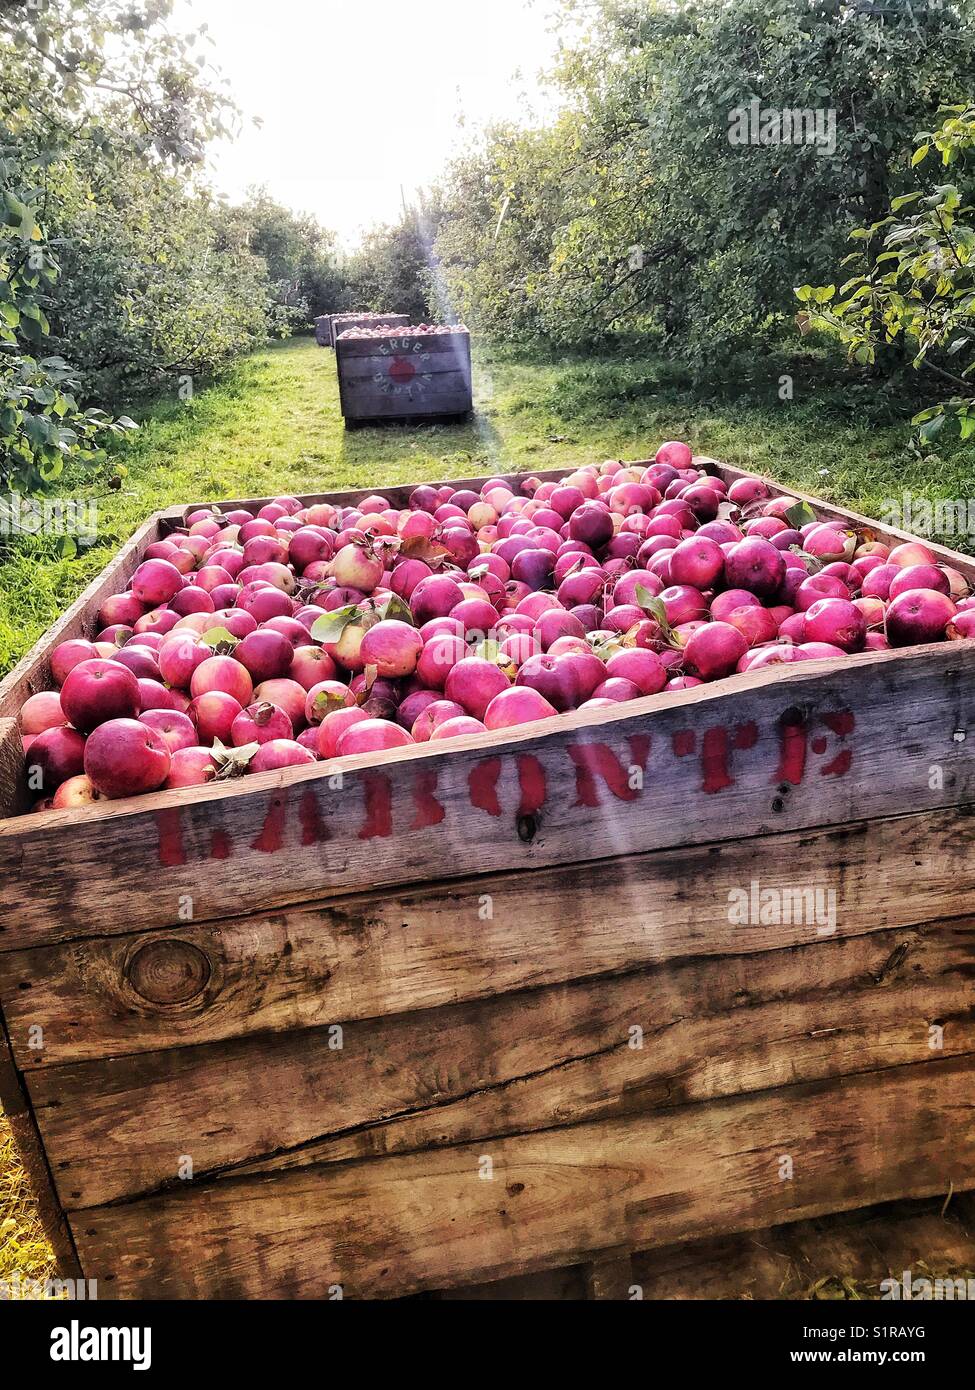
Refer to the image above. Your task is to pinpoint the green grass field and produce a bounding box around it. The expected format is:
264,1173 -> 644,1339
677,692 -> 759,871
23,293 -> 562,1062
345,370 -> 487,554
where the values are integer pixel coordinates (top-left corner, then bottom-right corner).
3,334 -> 973,678
2,334 -> 973,1296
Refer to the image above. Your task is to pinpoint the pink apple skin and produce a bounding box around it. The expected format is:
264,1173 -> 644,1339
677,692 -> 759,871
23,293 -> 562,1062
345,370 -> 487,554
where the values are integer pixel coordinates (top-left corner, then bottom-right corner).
484,686 -> 558,730
233,629 -> 295,685
170,586 -> 214,617
302,681 -> 354,727
60,659 -> 141,733
604,648 -> 668,695
50,639 -> 100,687
335,719 -> 415,756
253,679 -> 308,732
886,589 -> 957,646
444,658 -> 511,720
888,564 -> 950,600
411,700 -> 467,742
27,726 -> 87,792
137,709 -> 198,755
318,707 -> 372,758
137,680 -> 190,713
19,690 -> 66,735
189,691 -> 243,745
724,538 -> 786,599
52,775 -> 106,809
131,558 -> 185,607
163,747 -> 220,789
359,620 -> 424,678
97,593 -> 145,629
84,719 -> 172,798
231,701 -> 293,747
111,645 -> 161,681
669,536 -> 725,589
159,634 -> 212,690
248,740 -> 317,773
802,598 -> 867,652
190,656 -> 253,706
397,689 -> 440,733
287,646 -> 336,691
429,716 -> 488,741
684,622 -> 749,680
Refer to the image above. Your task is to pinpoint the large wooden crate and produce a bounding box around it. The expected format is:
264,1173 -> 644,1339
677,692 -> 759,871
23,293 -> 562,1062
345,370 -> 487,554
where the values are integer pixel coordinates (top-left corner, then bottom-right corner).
314,315 -> 332,347
336,327 -> 473,426
328,312 -> 408,348
1,460 -> 974,1300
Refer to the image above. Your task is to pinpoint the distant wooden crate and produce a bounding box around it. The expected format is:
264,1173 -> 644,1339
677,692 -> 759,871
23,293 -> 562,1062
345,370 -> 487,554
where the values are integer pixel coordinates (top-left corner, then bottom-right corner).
329,312 -> 408,347
313,315 -> 332,347
336,327 -> 473,426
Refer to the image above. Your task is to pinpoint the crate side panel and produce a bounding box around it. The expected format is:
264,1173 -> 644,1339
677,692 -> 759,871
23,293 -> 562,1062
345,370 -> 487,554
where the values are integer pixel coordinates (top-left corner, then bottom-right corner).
68,1054 -> 975,1299
25,918 -> 975,1209
3,801 -> 973,1068
1,644 -> 973,949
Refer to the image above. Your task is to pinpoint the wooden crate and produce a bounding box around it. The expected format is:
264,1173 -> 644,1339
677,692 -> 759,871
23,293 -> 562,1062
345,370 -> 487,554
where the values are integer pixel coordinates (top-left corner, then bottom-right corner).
328,312 -> 408,349
1,459 -> 974,1300
336,327 -> 473,426
313,315 -> 332,347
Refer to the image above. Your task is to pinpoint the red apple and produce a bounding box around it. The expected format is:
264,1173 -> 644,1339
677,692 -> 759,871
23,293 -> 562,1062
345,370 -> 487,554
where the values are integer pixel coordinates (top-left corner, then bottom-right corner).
84,719 -> 171,798
60,659 -> 141,732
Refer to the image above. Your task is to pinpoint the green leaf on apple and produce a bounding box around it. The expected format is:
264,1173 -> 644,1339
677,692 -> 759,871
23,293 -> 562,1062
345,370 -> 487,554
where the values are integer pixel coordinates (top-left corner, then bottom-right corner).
310,604 -> 361,646
201,626 -> 240,654
785,500 -> 817,530
376,593 -> 413,623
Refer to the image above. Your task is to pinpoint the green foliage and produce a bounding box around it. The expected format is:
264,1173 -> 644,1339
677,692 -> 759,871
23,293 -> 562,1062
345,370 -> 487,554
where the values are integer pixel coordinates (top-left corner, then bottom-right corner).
0,162 -> 137,493
0,0 -> 246,490
227,189 -> 346,335
803,104 -> 975,441
344,207 -> 440,323
432,0 -> 975,357
0,2 -> 348,494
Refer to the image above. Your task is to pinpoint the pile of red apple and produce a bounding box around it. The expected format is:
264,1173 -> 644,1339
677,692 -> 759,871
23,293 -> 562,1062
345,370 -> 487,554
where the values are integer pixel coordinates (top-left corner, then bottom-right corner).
335,324 -> 469,340
16,442 -> 974,811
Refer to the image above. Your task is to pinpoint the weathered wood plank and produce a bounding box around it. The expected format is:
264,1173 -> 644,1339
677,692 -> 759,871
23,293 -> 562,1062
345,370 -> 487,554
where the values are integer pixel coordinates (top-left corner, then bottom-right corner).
443,1193 -> 975,1299
5,802 -> 973,1069
583,1257 -> 636,1300
0,719 -> 27,820
337,331 -> 472,422
0,1015 -> 80,1279
67,1054 -> 975,1299
24,917 -> 974,1209
0,642 -> 972,948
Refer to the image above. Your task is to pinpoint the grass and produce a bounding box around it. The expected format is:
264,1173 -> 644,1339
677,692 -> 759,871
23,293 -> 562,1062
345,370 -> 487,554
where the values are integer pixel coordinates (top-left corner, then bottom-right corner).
3,334 -> 975,674
1,333 -> 974,1296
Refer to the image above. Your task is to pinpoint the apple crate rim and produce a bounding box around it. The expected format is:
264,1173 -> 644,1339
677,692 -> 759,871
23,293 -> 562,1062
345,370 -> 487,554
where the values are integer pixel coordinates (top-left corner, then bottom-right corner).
2,458 -> 975,1298
2,455 -> 975,838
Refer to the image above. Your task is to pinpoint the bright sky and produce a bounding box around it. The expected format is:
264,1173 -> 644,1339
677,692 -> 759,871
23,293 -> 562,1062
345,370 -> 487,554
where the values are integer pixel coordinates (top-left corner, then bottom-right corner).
174,0 -> 566,248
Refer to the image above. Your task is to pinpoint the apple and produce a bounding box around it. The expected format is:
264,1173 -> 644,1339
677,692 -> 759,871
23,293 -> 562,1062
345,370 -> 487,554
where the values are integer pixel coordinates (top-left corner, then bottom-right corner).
60,659 -> 141,732
84,719 -> 171,798
19,690 -> 66,736
27,726 -> 87,792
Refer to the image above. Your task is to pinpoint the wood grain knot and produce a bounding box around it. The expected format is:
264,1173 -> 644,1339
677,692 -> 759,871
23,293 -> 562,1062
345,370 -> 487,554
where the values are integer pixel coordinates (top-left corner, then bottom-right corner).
127,939 -> 211,1005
